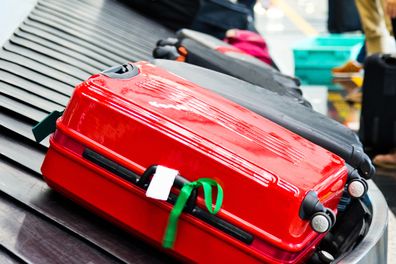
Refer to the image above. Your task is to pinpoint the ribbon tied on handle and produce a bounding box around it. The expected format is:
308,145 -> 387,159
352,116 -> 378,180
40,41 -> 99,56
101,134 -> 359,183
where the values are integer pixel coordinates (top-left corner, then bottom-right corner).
163,178 -> 223,248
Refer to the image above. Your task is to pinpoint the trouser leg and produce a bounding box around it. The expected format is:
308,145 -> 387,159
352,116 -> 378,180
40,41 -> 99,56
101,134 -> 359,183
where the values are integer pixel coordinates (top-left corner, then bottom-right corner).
355,0 -> 388,54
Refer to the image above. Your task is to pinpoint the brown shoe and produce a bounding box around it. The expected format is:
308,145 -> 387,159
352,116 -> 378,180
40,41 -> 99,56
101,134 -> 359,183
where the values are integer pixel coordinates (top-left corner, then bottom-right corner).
332,61 -> 363,78
373,152 -> 396,169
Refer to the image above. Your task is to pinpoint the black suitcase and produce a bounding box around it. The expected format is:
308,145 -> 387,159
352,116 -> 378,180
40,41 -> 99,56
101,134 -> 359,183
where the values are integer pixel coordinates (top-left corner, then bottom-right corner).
152,59 -> 375,189
360,54 -> 396,154
153,29 -> 311,108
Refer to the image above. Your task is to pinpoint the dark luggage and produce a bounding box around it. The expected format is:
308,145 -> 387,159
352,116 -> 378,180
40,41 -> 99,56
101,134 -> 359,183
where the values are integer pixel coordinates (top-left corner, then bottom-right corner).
126,0 -> 255,38
154,29 -> 311,107
38,62 -> 348,263
191,0 -> 256,39
360,54 -> 396,154
126,0 -> 200,30
152,59 -> 375,186
328,0 -> 361,33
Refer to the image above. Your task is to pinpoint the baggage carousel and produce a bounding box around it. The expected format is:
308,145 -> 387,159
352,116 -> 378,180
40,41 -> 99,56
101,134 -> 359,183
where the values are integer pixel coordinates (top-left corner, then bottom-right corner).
0,0 -> 388,263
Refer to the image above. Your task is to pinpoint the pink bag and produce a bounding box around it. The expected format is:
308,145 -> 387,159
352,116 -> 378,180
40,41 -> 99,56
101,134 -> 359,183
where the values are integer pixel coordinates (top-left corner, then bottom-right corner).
224,30 -> 272,65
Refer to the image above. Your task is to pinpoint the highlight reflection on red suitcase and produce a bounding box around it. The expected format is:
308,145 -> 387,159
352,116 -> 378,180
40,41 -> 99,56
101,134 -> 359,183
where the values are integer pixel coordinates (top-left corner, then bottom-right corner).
41,62 -> 348,263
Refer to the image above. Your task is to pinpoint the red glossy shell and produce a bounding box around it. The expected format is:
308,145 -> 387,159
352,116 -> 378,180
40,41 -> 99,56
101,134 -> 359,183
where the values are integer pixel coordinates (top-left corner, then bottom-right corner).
42,61 -> 347,263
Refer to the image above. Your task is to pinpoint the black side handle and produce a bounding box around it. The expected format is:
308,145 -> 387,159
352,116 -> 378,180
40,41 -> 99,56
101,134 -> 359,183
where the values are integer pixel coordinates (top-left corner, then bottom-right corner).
382,53 -> 396,65
83,148 -> 140,184
136,165 -> 158,188
102,63 -> 139,79
82,152 -> 254,245
137,165 -> 198,212
137,166 -> 253,243
191,206 -> 254,244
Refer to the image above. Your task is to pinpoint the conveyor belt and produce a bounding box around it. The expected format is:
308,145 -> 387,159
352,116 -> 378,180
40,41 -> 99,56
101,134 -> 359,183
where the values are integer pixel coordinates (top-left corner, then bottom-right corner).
0,0 -> 176,263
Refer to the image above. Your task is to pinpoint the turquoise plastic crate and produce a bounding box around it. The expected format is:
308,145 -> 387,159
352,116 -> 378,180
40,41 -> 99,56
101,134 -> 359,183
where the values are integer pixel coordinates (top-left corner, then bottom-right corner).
295,68 -> 344,90
295,68 -> 333,85
293,34 -> 364,84
293,34 -> 364,68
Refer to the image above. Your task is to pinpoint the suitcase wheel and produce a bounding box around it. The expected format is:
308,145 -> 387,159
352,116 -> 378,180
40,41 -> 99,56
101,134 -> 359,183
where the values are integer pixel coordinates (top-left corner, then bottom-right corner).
310,211 -> 333,233
347,178 -> 368,198
317,250 -> 335,263
300,191 -> 336,228
309,249 -> 335,264
101,63 -> 139,79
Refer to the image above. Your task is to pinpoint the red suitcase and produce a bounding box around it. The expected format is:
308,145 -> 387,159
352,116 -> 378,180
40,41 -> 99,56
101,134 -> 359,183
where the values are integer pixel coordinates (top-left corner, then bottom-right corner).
40,62 -> 348,263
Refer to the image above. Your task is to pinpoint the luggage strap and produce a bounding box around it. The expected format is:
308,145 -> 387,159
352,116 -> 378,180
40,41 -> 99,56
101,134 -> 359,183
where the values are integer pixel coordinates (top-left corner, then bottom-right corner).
32,110 -> 64,142
163,178 -> 223,248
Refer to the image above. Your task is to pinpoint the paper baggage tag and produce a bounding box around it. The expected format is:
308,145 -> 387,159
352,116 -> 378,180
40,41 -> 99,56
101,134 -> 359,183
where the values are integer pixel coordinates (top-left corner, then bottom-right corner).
146,166 -> 178,200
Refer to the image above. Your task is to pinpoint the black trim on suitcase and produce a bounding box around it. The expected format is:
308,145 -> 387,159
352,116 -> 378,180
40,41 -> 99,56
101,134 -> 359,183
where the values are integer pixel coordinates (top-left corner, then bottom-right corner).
82,148 -> 254,245
152,59 -> 375,180
83,148 -> 139,184
102,63 -> 139,79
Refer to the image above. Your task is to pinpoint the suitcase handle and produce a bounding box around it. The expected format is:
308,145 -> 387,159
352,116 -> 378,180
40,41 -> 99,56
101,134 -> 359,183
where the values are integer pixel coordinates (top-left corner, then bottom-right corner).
137,165 -> 253,244
137,165 -> 191,189
83,150 -> 254,244
101,63 -> 139,79
382,54 -> 396,66
137,165 -> 198,212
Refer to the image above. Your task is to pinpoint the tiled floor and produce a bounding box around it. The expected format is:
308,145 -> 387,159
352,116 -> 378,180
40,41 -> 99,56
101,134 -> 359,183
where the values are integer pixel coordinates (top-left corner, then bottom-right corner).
255,1 -> 396,262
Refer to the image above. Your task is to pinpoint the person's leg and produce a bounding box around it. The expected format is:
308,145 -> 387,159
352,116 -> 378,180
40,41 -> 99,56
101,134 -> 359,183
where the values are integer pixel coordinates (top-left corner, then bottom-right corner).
381,0 -> 394,34
355,0 -> 388,54
392,18 -> 396,41
357,43 -> 367,63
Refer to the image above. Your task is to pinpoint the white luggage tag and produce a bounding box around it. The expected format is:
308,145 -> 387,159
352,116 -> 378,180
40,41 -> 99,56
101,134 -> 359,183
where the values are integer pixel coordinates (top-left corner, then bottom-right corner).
146,166 -> 178,201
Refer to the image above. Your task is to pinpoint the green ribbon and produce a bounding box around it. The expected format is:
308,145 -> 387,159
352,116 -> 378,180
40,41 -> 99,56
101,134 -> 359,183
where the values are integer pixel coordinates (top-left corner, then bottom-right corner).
32,110 -> 64,142
163,178 -> 223,248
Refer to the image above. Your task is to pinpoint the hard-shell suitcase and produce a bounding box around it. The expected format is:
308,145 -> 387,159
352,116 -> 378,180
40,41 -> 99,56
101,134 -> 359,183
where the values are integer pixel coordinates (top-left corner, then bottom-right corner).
152,59 -> 375,186
360,53 -> 396,154
40,62 -> 348,264
153,29 -> 312,107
